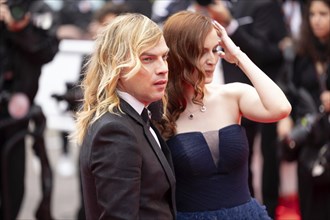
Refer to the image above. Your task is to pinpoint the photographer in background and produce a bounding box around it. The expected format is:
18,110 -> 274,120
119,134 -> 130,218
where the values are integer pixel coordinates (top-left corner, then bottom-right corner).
278,0 -> 330,219
0,0 -> 59,219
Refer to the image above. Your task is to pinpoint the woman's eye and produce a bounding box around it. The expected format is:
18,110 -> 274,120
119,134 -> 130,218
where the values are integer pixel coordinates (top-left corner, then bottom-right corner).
212,45 -> 222,53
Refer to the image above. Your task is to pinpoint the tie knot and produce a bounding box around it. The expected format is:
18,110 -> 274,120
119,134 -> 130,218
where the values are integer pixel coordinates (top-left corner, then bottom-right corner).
141,108 -> 150,126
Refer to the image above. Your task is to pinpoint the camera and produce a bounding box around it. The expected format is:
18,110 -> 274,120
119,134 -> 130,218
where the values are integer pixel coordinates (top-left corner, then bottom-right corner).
6,0 -> 33,21
283,113 -> 320,149
51,82 -> 83,112
279,112 -> 330,162
282,112 -> 330,149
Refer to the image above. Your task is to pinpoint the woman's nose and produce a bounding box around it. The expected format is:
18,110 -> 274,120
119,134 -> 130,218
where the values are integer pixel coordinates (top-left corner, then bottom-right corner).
207,53 -> 217,65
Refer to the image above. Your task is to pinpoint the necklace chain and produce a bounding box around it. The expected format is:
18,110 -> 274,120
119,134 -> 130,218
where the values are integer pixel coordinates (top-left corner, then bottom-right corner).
187,105 -> 207,120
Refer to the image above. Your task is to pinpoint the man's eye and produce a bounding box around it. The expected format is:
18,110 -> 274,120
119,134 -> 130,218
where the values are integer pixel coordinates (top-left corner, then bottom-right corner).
162,54 -> 168,61
142,57 -> 153,62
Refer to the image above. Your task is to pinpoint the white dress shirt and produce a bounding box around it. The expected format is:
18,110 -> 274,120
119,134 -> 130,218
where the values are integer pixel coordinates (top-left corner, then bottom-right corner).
117,90 -> 161,148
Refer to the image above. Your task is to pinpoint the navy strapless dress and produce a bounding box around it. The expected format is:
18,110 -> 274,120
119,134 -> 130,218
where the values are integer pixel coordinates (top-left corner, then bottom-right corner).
167,124 -> 271,220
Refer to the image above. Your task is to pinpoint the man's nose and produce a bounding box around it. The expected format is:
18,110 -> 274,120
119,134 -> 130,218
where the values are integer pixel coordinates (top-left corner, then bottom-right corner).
156,59 -> 168,75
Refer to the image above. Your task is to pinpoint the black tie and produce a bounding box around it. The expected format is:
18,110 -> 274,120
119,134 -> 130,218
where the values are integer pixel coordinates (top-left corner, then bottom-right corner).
141,108 -> 150,127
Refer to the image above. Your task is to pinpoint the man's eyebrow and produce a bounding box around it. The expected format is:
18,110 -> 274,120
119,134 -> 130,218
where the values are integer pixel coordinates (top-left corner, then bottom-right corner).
141,52 -> 154,56
141,50 -> 170,56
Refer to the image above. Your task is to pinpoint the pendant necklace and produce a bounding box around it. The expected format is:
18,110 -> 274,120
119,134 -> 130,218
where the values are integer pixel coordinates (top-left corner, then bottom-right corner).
187,105 -> 207,120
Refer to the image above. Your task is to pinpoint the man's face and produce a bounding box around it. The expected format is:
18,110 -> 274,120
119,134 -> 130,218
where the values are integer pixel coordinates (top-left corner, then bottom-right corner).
118,37 -> 169,106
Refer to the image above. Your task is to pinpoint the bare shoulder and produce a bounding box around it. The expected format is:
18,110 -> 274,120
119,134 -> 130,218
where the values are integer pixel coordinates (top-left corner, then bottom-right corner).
205,83 -> 241,116
206,82 -> 250,98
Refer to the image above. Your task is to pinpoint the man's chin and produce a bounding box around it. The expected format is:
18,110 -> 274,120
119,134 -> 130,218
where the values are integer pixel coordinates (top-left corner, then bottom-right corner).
150,94 -> 164,103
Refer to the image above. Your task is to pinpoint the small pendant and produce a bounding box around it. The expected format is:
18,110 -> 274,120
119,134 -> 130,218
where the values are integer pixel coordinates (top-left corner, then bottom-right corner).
189,114 -> 194,120
200,106 -> 207,112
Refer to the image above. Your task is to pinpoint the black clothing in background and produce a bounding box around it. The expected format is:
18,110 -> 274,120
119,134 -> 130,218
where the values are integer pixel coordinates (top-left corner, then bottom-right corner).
292,55 -> 330,220
123,0 -> 153,18
0,1 -> 59,219
58,0 -> 94,31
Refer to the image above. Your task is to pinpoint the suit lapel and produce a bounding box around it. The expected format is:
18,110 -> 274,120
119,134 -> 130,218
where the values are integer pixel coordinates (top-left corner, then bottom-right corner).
145,123 -> 176,185
151,123 -> 175,169
119,99 -> 177,215
149,122 -> 177,214
120,99 -> 176,185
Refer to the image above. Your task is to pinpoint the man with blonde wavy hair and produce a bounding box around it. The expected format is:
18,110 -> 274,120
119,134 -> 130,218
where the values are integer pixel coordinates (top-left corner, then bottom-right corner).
74,13 -> 176,219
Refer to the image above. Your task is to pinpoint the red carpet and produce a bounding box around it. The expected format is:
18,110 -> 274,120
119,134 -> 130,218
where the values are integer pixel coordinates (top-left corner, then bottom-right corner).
275,194 -> 301,220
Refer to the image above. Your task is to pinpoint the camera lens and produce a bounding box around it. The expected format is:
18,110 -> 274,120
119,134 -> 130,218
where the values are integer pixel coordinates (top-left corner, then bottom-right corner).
10,5 -> 26,21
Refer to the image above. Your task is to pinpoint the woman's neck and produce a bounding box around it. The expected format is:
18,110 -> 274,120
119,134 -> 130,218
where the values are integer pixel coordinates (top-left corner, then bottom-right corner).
184,83 -> 208,106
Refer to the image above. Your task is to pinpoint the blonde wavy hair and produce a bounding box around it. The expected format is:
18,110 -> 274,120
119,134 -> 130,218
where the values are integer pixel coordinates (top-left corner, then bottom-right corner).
73,13 -> 163,145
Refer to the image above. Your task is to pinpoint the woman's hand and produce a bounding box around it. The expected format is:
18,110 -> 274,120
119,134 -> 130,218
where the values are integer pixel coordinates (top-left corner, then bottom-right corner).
212,20 -> 241,66
212,21 -> 291,122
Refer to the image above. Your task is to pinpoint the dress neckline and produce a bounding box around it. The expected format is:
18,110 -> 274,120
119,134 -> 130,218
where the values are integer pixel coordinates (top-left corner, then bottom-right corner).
173,124 -> 241,137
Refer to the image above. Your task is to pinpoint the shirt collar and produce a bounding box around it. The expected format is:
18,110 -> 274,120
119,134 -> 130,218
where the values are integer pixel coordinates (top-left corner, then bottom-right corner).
117,90 -> 145,115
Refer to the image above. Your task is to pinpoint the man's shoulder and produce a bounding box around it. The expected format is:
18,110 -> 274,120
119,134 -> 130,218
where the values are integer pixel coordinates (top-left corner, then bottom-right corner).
86,112 -> 139,140
93,110 -> 141,129
93,111 -> 127,124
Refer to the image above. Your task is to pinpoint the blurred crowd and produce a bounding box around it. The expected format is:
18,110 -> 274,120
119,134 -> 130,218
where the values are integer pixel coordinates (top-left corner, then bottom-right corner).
0,0 -> 329,220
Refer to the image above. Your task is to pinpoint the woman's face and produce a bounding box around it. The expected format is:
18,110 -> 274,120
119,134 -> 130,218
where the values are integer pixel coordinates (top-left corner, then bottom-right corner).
309,1 -> 330,41
198,28 -> 221,84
